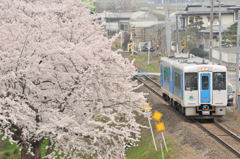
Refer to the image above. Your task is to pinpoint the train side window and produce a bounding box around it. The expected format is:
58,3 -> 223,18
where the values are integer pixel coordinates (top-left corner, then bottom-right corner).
161,65 -> 163,74
213,72 -> 226,90
202,76 -> 209,90
164,67 -> 168,81
174,72 -> 181,89
185,73 -> 198,91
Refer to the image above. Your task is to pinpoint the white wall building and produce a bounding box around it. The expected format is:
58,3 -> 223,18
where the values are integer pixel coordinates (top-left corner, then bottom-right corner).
212,47 -> 238,69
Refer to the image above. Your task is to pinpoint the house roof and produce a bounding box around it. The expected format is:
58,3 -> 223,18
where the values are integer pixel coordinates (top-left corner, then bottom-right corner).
185,4 -> 235,11
105,12 -> 132,19
105,11 -> 158,21
130,21 -> 164,28
130,11 -> 148,20
227,6 -> 240,11
177,4 -> 235,16
177,10 -> 233,16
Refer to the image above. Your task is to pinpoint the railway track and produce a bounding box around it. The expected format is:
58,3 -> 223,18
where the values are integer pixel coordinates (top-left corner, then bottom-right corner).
134,75 -> 163,98
135,75 -> 240,158
196,121 -> 240,158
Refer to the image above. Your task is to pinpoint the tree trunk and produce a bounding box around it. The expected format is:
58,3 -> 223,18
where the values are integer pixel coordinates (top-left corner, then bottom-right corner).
21,141 -> 42,159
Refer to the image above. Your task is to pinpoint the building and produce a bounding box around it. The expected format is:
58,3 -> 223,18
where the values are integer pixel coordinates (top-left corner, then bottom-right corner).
105,12 -> 131,36
104,11 -> 161,36
177,4 -> 239,50
104,11 -> 165,51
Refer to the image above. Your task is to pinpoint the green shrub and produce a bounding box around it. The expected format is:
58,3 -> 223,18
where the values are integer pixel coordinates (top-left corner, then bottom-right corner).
3,152 -> 10,159
190,48 -> 208,58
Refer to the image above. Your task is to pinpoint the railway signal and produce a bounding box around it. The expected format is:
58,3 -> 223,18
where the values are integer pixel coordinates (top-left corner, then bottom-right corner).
142,102 -> 158,151
142,102 -> 151,113
156,122 -> 166,132
152,111 -> 165,132
142,102 -> 169,156
152,111 -> 163,121
152,111 -> 168,154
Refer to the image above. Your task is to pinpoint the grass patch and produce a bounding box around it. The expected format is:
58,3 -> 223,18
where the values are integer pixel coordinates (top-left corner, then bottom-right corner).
0,137 -> 52,159
126,131 -> 173,159
151,12 -> 165,21
121,52 -> 160,73
0,136 -> 20,159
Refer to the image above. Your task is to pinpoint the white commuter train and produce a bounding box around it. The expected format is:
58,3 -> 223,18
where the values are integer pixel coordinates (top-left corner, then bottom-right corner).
160,54 -> 227,118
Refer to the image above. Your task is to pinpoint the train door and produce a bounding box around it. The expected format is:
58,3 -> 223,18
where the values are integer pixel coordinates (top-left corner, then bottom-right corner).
200,73 -> 211,103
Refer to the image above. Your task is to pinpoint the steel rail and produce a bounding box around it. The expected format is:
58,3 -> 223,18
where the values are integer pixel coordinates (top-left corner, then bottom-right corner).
143,75 -> 161,88
214,121 -> 240,142
196,122 -> 240,158
134,75 -> 162,98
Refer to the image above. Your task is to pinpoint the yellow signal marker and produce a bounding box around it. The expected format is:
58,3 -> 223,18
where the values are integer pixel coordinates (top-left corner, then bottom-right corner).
142,102 -> 151,112
128,44 -> 132,52
152,111 -> 163,121
156,122 -> 165,132
182,40 -> 186,49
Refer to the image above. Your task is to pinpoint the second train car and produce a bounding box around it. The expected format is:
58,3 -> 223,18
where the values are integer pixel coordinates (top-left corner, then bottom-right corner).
160,54 -> 227,118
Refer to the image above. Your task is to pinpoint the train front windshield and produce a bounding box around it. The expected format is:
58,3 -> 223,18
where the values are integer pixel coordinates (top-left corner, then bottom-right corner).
185,73 -> 198,91
213,72 -> 226,90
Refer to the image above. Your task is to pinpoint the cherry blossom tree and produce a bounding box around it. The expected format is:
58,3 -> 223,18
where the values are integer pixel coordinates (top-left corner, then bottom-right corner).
0,0 -> 145,158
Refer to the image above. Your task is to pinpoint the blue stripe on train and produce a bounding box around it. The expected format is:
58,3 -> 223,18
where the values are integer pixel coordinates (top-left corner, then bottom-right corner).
160,62 -> 184,100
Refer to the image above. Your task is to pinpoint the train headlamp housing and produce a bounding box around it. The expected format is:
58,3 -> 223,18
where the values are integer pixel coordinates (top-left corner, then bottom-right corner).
201,67 -> 209,71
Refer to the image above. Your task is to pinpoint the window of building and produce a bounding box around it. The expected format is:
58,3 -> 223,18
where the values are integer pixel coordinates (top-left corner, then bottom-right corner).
185,73 -> 198,91
213,72 -> 226,90
120,24 -> 125,30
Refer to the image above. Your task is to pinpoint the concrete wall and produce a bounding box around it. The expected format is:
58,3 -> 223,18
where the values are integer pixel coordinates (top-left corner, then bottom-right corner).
212,49 -> 237,69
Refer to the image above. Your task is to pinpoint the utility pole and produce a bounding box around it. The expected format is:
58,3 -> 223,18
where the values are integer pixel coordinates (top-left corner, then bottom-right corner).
143,28 -> 146,42
185,16 -> 188,54
176,14 -> 179,54
120,31 -> 123,48
236,11 -> 240,111
165,0 -> 171,56
218,0 -> 222,65
176,0 -> 178,12
209,0 -> 214,61
148,41 -> 151,65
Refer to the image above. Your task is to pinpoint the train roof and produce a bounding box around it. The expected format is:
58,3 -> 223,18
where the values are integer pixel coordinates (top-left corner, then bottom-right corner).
161,54 -> 227,72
